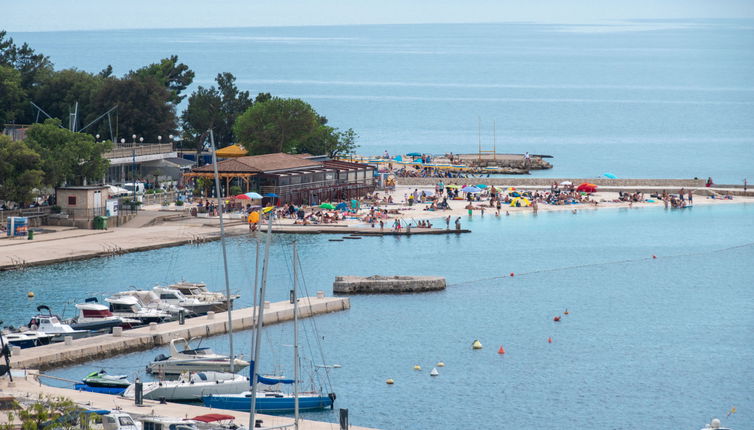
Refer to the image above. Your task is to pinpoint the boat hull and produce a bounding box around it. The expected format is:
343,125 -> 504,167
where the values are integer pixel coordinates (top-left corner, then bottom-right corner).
125,379 -> 250,401
74,383 -> 127,395
147,359 -> 249,375
202,393 -> 333,412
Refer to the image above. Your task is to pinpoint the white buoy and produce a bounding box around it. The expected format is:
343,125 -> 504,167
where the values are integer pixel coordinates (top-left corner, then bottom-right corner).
430,367 -> 439,377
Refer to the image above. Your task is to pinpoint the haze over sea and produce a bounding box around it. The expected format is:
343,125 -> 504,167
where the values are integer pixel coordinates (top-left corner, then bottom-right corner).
10,20 -> 754,182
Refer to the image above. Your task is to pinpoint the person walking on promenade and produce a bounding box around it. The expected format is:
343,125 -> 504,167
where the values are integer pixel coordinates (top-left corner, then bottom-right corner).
455,217 -> 461,231
744,178 -> 748,192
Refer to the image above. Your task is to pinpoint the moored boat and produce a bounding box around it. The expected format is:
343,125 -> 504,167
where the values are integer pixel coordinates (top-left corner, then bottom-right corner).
152,286 -> 218,316
28,305 -> 90,341
122,371 -> 249,401
146,338 -> 249,375
202,390 -> 335,413
105,295 -> 172,325
166,281 -> 237,313
1,330 -> 54,348
70,299 -> 140,331
74,369 -> 130,395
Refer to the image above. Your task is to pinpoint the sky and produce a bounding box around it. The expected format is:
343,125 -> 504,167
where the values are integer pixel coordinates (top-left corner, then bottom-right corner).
2,0 -> 754,32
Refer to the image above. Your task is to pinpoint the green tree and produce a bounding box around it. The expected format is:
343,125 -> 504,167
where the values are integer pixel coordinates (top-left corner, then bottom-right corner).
234,97 -> 320,155
0,135 -> 44,204
129,55 -> 195,104
31,68 -> 104,130
91,76 -> 177,140
0,30 -> 53,122
0,65 -> 25,124
25,119 -> 112,186
216,72 -> 252,147
181,85 -> 222,159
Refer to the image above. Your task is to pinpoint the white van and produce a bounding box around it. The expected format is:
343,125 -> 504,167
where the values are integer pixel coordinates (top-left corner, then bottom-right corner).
121,182 -> 146,195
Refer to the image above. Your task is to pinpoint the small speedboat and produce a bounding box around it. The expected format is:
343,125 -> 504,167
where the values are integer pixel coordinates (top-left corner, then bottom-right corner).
122,371 -> 249,401
101,412 -> 139,430
110,290 -> 185,317
70,299 -> 140,331
146,338 -> 249,375
1,330 -> 54,348
700,418 -> 733,430
28,305 -> 90,342
135,416 -> 196,430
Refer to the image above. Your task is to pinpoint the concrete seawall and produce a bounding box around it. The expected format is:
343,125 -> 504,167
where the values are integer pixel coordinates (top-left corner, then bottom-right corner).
334,275 -> 446,294
9,296 -> 349,370
397,177 -> 708,187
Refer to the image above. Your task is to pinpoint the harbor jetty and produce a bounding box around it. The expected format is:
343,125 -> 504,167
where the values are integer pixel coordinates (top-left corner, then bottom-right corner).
333,275 -> 446,294
8,295 -> 349,370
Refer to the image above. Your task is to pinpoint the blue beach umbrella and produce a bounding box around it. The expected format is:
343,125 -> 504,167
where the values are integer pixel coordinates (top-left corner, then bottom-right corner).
245,192 -> 263,199
461,186 -> 482,193
406,152 -> 422,157
264,193 -> 278,198
476,184 -> 488,189
603,173 -> 618,179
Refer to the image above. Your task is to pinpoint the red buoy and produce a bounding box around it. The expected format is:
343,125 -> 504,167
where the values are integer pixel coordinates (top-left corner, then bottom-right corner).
509,272 -> 515,277
498,346 -> 505,355
553,316 -> 561,322
548,337 -> 552,343
652,255 -> 657,259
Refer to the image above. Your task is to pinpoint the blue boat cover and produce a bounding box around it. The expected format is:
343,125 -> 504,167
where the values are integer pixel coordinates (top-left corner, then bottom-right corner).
250,361 -> 294,385
74,384 -> 126,395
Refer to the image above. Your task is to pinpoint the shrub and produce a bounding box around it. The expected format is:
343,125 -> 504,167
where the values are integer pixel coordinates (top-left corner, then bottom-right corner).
175,200 -> 184,206
230,185 -> 242,196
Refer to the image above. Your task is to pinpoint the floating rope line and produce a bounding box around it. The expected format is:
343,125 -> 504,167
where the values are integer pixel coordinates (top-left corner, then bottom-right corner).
448,241 -> 754,287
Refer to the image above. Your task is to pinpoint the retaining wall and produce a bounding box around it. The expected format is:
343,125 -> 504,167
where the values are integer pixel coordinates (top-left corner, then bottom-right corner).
333,275 -> 446,294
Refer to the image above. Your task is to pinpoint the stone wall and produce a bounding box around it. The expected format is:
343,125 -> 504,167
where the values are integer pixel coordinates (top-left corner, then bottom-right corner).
397,177 -> 708,187
333,275 -> 446,294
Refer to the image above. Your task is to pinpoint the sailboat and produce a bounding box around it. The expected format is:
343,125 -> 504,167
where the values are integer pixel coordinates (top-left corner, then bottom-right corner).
201,237 -> 336,414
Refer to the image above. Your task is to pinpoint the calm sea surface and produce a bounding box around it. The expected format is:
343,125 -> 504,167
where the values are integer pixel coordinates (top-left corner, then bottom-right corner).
9,21 -> 754,182
3,203 -> 752,429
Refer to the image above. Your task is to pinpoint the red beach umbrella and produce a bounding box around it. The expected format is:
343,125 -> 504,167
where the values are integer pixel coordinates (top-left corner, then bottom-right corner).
234,194 -> 251,200
576,183 -> 597,193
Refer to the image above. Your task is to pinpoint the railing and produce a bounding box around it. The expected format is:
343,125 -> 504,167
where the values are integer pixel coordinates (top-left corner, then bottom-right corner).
0,206 -> 53,219
104,143 -> 174,159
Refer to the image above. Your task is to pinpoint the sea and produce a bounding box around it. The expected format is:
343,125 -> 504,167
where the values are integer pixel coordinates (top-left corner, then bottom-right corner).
8,20 -> 754,182
3,21 -> 754,430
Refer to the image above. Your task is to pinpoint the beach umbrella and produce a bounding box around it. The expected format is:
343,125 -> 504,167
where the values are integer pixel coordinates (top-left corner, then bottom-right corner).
245,192 -> 263,199
461,186 -> 482,193
406,152 -> 422,157
476,184 -> 488,189
576,183 -> 597,193
335,202 -> 348,211
262,206 -> 275,213
319,203 -> 335,210
421,190 -> 435,196
264,193 -> 278,198
234,194 -> 250,200
445,184 -> 460,189
559,181 -> 572,186
506,187 -> 516,193
603,173 -> 618,179
509,192 -> 521,197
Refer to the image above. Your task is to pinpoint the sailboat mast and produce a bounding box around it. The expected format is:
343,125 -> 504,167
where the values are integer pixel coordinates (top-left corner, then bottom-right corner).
251,241 -> 260,358
249,217 -> 273,429
292,242 -> 300,429
209,129 -> 235,373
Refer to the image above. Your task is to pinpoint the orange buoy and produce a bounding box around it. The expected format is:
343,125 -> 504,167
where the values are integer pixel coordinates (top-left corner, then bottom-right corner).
553,316 -> 561,322
498,346 -> 505,355
564,309 -> 569,315
548,337 -> 552,343
509,272 -> 515,277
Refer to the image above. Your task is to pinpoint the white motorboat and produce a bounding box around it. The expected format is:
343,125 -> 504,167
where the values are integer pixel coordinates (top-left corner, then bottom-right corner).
146,338 -> 249,375
152,286 -> 218,316
27,305 -> 90,342
101,411 -> 139,430
1,330 -> 54,348
122,371 -> 249,401
110,290 -> 185,317
105,295 -> 172,325
136,416 -> 197,430
70,300 -> 140,331
166,281 -> 237,313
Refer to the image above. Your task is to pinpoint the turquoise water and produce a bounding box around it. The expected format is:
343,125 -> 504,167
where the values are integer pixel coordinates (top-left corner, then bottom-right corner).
10,21 -> 754,182
4,203 -> 753,429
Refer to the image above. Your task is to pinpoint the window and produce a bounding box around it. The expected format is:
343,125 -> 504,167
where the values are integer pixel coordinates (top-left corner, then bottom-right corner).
68,196 -> 77,205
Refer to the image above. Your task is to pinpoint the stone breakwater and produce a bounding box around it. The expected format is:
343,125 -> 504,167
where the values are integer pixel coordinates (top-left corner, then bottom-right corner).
333,275 -> 446,294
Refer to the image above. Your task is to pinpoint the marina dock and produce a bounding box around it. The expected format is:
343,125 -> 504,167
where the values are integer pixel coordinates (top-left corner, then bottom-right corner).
1,372 -> 376,430
8,296 -> 350,370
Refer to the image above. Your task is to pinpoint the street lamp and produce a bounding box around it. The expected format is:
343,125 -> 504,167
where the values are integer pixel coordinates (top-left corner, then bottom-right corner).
157,135 -> 162,145
96,134 -> 100,142
139,137 -> 144,144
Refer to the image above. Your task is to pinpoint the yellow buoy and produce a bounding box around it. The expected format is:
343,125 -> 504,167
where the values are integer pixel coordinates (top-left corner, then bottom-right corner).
472,339 -> 483,350
436,362 -> 445,367
386,378 -> 394,385
413,365 -> 421,371
27,291 -> 35,298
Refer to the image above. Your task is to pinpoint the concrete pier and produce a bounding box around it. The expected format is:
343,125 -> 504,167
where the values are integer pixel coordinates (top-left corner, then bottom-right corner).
8,296 -> 349,370
334,275 -> 447,294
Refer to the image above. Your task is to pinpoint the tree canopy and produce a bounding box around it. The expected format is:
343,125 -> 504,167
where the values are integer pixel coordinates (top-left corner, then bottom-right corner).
0,135 -> 44,204
25,119 -> 112,187
234,97 -> 358,157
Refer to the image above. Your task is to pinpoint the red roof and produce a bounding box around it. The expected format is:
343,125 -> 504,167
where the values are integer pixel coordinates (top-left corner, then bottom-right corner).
191,414 -> 236,423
